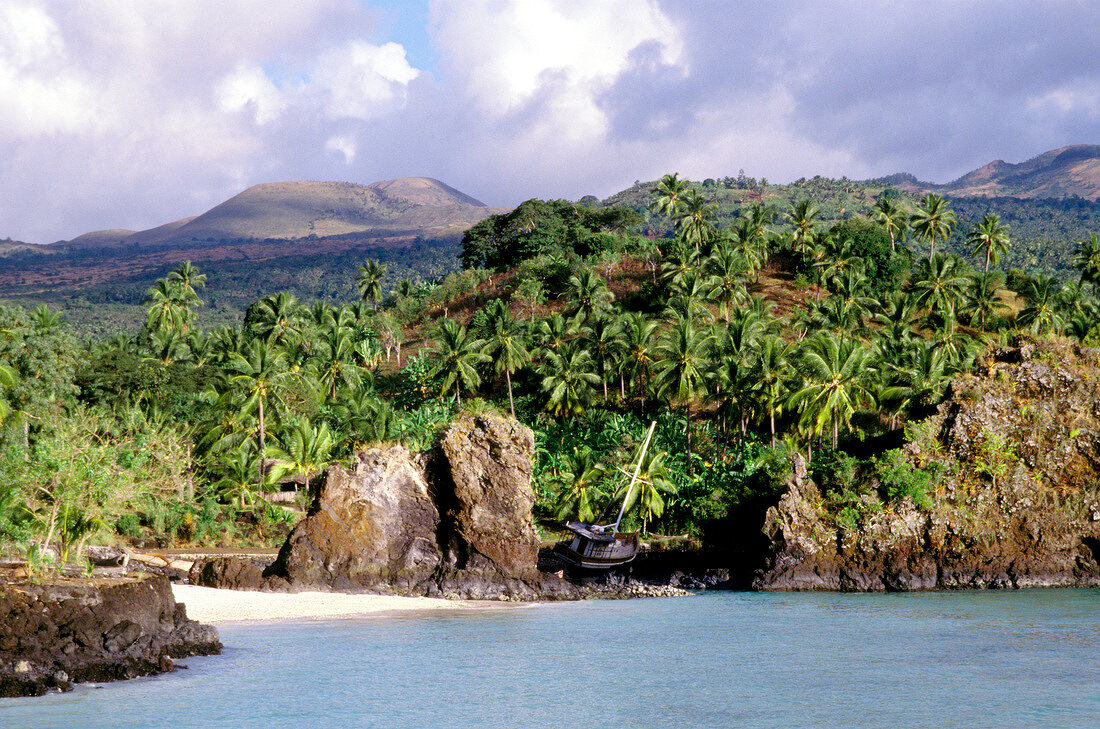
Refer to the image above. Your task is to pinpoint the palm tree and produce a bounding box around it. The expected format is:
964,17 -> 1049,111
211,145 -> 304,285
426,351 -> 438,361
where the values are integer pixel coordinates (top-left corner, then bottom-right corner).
356,259 -> 388,310
615,448 -> 677,532
621,313 -> 658,410
650,172 -> 690,220
911,254 -> 970,324
538,341 -> 600,419
705,240 -> 747,322
584,313 -> 626,402
1073,233 -> 1100,289
664,271 -> 717,324
968,272 -> 1003,331
266,417 -> 336,493
249,291 -> 305,347
910,193 -> 956,262
1017,274 -> 1065,335
313,326 -> 362,400
786,198 -> 822,255
226,339 -> 291,489
653,316 -> 713,464
552,448 -> 607,523
537,312 -> 579,358
755,334 -> 792,447
143,278 -> 196,334
567,269 -> 615,324
967,214 -> 1010,275
676,189 -> 718,253
167,261 -> 207,298
481,301 -> 530,417
425,318 -> 489,406
872,197 -> 908,252
788,333 -> 872,450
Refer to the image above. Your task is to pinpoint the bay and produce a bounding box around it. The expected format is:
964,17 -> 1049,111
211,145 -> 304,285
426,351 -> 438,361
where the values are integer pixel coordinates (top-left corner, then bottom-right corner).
3,590 -> 1099,728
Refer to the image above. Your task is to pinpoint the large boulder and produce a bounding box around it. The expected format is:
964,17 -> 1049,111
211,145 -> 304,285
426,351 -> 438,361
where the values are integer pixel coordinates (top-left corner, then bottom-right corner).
204,413 -> 576,599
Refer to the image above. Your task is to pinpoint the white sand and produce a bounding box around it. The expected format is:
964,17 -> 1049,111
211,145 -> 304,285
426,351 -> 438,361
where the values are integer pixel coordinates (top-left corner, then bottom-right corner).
172,584 -> 503,625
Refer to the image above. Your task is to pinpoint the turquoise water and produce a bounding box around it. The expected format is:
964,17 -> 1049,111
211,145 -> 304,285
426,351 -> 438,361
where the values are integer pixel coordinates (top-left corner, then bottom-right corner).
3,590 -> 1099,728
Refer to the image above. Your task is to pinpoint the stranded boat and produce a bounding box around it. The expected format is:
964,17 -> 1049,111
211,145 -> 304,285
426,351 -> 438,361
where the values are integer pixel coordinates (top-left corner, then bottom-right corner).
552,421 -> 657,572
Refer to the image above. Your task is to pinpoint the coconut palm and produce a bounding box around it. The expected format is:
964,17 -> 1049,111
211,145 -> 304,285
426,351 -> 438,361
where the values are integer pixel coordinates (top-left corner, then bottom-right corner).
481,301 -> 531,417
650,172 -> 690,220
664,271 -> 717,324
1073,233 -> 1100,289
754,334 -> 792,447
167,261 -> 207,298
705,240 -> 747,322
425,318 -> 489,406
615,448 -> 677,532
313,326 -> 362,400
968,272 -> 1003,331
552,448 -> 608,523
910,193 -> 956,262
872,197 -> 908,252
788,332 -> 872,450
567,269 -> 615,323
249,291 -> 305,347
537,311 -> 579,358
225,339 -> 291,489
911,254 -> 970,324
266,417 -> 336,493
538,341 -> 600,419
653,316 -> 713,463
1017,274 -> 1065,335
967,214 -> 1010,275
676,189 -> 718,253
584,313 -> 626,402
621,312 -> 658,410
355,259 -> 388,310
143,279 -> 194,334
786,198 -> 822,255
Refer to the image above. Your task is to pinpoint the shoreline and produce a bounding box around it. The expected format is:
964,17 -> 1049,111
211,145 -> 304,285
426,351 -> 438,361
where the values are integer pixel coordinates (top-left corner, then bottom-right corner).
171,584 -> 523,625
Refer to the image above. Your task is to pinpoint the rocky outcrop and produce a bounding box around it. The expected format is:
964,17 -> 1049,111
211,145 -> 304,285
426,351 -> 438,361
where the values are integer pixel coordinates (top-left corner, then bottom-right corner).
193,414 -> 576,600
0,572 -> 220,697
754,337 -> 1100,591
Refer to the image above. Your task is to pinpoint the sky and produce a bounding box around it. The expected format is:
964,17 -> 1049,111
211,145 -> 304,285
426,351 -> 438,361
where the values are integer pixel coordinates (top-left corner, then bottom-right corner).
2,0 -> 1098,244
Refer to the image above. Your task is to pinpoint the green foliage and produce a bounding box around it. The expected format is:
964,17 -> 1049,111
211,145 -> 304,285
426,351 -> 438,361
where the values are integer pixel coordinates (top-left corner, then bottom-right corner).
460,199 -> 641,270
873,449 -> 934,510
829,217 -> 909,292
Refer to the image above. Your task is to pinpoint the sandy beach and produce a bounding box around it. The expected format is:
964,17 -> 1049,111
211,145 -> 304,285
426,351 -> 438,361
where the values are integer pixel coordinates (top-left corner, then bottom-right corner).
172,584 -> 503,625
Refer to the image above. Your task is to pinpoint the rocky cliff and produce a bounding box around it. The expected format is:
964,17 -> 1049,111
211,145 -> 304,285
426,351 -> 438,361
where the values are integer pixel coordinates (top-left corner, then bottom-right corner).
755,337 -> 1100,590
0,572 -> 220,697
192,414 -> 575,599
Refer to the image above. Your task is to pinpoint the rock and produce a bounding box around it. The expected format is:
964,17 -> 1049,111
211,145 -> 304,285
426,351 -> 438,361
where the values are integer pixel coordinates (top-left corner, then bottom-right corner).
211,413 -> 580,600
753,337 -> 1100,591
0,572 -> 220,698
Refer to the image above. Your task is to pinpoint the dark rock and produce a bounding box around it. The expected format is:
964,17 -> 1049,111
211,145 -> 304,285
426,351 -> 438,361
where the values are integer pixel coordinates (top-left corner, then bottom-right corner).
754,337 -> 1100,591
0,572 -> 220,698
200,413 -> 580,600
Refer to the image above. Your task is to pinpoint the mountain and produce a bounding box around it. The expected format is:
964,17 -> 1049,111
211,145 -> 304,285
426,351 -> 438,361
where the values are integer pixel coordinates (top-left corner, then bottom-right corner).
64,177 -> 498,248
875,144 -> 1100,200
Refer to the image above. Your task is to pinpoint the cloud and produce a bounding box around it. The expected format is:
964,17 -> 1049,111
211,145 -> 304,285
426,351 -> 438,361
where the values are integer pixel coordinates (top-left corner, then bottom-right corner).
2,1 -> 1099,244
325,134 -> 358,164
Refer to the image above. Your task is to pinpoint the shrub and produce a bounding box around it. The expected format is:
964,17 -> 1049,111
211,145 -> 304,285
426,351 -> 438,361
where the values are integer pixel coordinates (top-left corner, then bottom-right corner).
874,448 -> 934,510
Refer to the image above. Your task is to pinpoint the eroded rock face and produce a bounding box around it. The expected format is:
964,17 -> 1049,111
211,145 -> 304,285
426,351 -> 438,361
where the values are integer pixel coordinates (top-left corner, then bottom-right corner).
0,573 -> 220,697
269,445 -> 442,592
754,338 -> 1100,591
195,414 -> 576,599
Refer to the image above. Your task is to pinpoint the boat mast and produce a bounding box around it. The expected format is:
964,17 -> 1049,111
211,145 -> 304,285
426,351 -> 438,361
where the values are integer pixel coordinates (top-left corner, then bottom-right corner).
610,420 -> 657,534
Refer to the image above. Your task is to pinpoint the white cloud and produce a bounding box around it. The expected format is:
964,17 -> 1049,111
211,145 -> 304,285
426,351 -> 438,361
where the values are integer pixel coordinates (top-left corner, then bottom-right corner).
216,65 -> 287,124
311,41 -> 420,120
430,0 -> 683,141
325,134 -> 357,164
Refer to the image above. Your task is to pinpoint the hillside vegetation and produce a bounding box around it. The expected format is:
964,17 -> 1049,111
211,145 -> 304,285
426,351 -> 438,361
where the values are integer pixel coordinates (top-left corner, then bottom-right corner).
5,168 -> 1100,576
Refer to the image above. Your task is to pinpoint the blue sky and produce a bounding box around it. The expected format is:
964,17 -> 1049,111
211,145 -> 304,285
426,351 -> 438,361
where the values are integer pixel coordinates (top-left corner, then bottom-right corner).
1,0 -> 1098,243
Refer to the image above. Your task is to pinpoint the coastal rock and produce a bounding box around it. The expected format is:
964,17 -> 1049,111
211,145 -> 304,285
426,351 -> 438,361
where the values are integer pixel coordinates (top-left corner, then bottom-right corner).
753,337 -> 1100,591
0,572 -> 220,698
199,413 -> 575,600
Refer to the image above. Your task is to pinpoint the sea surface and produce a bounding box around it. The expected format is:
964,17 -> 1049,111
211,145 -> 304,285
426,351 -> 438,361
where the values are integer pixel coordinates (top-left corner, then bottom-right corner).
3,590 -> 1099,728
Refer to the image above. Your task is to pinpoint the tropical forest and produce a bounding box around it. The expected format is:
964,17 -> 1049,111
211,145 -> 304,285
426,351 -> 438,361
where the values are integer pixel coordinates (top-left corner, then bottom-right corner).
4,172 -> 1100,572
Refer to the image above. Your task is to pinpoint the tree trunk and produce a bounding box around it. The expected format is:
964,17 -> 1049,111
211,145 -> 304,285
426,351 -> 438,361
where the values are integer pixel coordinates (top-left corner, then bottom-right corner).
506,369 -> 515,418
685,401 -> 693,472
257,397 -> 266,492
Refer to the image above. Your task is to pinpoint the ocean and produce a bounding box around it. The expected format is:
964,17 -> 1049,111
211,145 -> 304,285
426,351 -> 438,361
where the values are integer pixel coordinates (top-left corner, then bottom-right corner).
3,590 -> 1099,728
